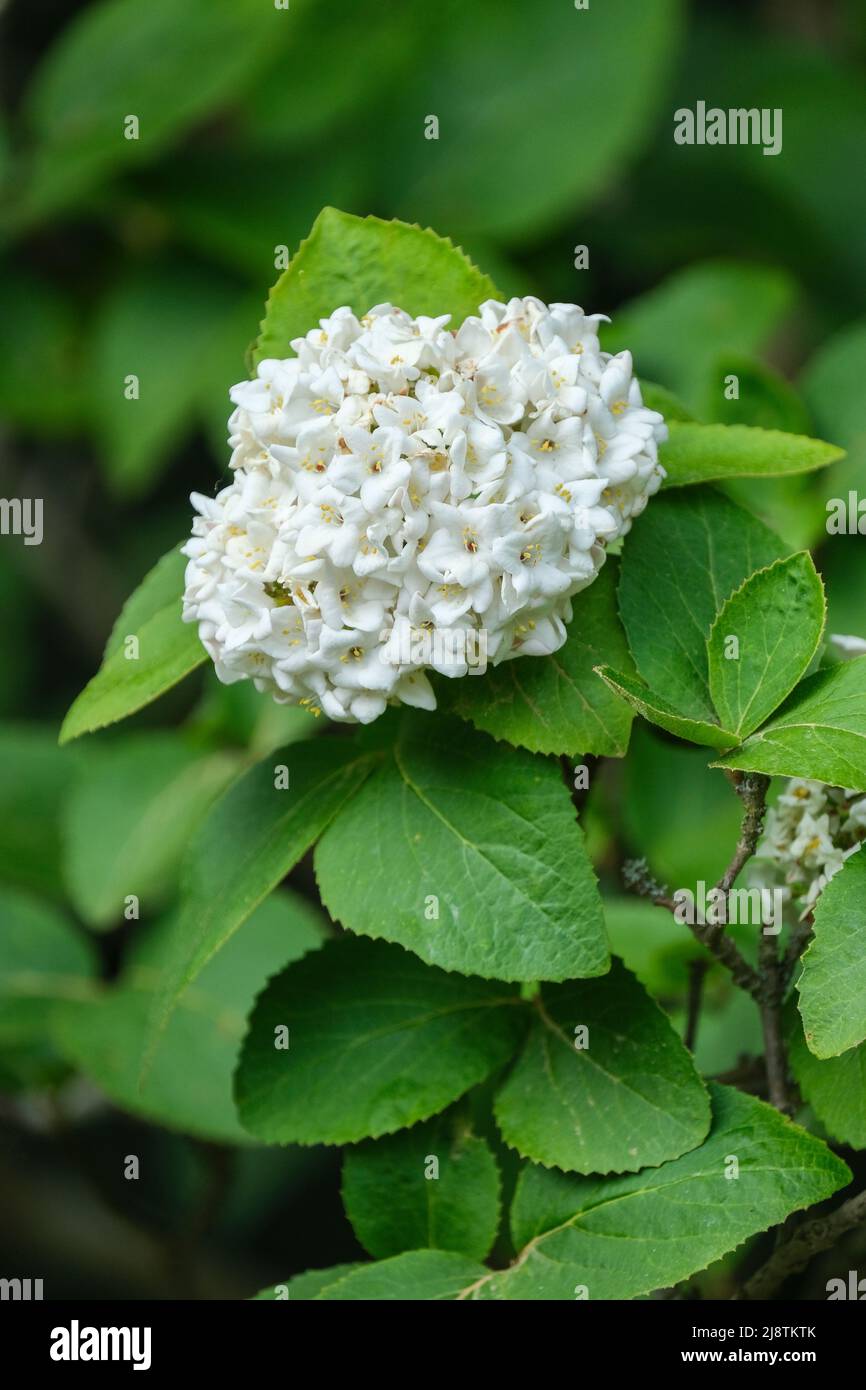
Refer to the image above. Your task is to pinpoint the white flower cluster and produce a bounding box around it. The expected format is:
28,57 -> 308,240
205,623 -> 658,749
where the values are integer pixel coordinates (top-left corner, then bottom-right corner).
750,779 -> 866,915
182,297 -> 666,723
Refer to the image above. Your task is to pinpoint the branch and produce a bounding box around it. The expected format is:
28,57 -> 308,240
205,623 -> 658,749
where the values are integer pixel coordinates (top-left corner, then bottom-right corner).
721,774 -> 792,1110
757,930 -> 791,1112
623,857 -> 762,997
738,1188 -> 866,1300
623,772 -> 771,1005
717,772 -> 771,894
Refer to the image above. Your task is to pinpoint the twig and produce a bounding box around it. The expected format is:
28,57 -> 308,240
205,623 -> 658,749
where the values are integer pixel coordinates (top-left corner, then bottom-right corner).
758,931 -> 791,1112
738,1188 -> 866,1300
623,858 -> 762,996
723,775 -> 791,1110
722,774 -> 791,1109
623,773 -> 770,1006
717,773 -> 771,894
624,773 -> 799,1108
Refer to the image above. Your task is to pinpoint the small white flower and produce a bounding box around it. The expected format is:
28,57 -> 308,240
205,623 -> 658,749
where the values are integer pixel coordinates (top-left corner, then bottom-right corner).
830,632 -> 866,659
183,297 -> 667,722
752,777 -> 866,916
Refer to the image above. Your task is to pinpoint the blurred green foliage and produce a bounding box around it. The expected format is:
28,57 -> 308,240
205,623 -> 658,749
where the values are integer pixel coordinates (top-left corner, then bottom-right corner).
1,0 -> 865,1299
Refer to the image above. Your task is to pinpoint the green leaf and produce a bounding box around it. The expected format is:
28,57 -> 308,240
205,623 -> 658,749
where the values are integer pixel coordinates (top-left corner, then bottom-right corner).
149,738 -> 377,1045
713,656 -> 866,791
640,381 -> 694,423
802,318 -> 866,496
469,1084 -> 850,1300
316,1250 -> 489,1301
196,290 -> 273,458
0,267 -> 84,433
616,18 -> 866,308
707,553 -> 826,739
620,725 -> 746,889
705,356 -> 812,435
605,261 -> 796,414
11,0 -> 284,229
390,0 -> 682,242
234,936 -> 526,1146
103,545 -> 187,660
314,716 -> 608,983
0,888 -> 97,1090
659,422 -> 842,489
796,848 -> 866,1059
342,1113 -> 501,1260
720,474 -> 829,555
451,562 -> 635,757
0,887 -> 96,1008
62,734 -> 239,929
618,487 -> 787,722
60,597 -> 205,745
821,538 -> 866,646
89,261 -> 245,497
241,1 -> 415,150
594,666 -> 736,749
0,725 -> 79,896
54,890 -> 323,1143
253,207 -> 499,366
252,1265 -> 364,1301
190,678 -> 317,758
493,960 -> 710,1175
788,1011 -> 866,1150
147,144 -> 368,285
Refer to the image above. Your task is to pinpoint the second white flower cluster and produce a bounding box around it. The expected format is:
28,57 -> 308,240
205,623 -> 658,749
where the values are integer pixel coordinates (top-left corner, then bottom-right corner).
751,778 -> 866,915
